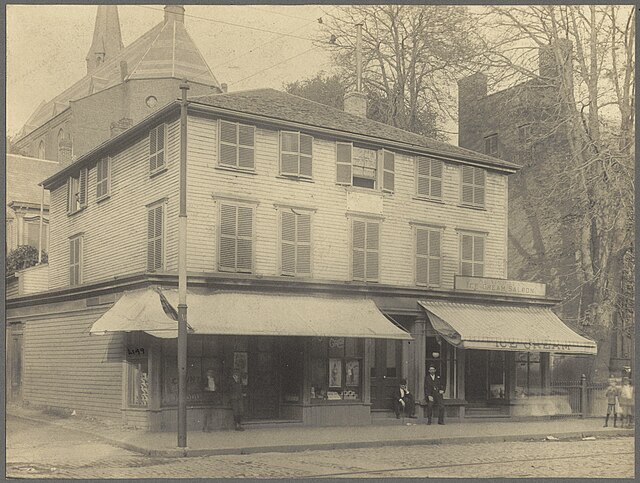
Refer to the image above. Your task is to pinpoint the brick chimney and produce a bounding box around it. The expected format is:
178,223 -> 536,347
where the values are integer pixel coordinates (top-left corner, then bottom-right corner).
164,5 -> 185,24
110,117 -> 133,138
58,138 -> 73,164
457,73 -> 488,150
344,91 -> 367,117
539,39 -> 573,82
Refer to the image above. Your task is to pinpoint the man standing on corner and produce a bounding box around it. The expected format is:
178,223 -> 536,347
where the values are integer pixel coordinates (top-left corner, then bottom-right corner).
425,364 -> 445,425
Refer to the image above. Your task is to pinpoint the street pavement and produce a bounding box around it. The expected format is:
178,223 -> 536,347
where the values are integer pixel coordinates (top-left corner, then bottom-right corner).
7,415 -> 634,479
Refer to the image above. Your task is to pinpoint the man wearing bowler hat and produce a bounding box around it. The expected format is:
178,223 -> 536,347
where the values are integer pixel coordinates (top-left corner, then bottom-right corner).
425,364 -> 445,425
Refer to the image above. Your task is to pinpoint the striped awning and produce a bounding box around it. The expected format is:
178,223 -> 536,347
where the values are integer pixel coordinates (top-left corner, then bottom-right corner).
419,301 -> 597,355
90,288 -> 411,340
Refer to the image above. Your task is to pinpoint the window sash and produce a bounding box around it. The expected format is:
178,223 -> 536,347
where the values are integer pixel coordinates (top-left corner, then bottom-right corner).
147,204 -> 164,271
416,227 -> 441,286
67,168 -> 87,213
416,157 -> 443,200
280,131 -> 313,178
69,236 -> 82,285
96,157 -> 110,199
149,124 -> 166,173
460,233 -> 485,277
461,165 -> 486,208
219,203 -> 254,273
219,120 -> 255,169
352,220 -> 379,282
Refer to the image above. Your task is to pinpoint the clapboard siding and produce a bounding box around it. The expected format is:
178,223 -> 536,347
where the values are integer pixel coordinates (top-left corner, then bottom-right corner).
48,113 -> 507,289
16,264 -> 49,294
21,307 -> 124,419
48,119 -> 181,289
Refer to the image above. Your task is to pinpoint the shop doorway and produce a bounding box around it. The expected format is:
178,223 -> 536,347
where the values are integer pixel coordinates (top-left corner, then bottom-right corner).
247,337 -> 279,420
370,339 -> 403,410
465,350 -> 506,404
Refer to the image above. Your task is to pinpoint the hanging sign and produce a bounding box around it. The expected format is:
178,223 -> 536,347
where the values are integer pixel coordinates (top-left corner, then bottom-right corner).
455,276 -> 546,297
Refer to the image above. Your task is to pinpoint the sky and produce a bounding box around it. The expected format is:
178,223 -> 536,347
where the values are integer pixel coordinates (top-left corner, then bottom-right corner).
6,4 -> 336,136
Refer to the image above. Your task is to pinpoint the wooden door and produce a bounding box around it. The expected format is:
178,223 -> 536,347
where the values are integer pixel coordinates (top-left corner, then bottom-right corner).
369,339 -> 403,410
247,337 -> 279,420
8,326 -> 23,402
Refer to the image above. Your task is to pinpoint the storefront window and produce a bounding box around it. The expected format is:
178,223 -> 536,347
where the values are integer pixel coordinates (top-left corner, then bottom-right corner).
126,334 -> 149,407
162,336 -> 224,406
310,337 -> 363,401
516,352 -> 541,397
488,352 -> 506,399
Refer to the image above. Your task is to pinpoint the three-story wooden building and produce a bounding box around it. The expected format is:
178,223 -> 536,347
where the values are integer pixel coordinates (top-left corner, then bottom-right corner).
6,87 -> 596,430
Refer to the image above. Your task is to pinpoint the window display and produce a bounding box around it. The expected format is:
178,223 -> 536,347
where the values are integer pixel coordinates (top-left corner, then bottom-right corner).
310,337 -> 363,401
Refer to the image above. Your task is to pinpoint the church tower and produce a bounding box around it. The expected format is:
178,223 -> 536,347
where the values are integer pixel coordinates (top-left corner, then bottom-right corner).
86,5 -> 124,74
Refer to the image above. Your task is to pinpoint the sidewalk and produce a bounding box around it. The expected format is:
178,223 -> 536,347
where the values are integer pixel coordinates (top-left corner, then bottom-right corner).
8,405 -> 633,458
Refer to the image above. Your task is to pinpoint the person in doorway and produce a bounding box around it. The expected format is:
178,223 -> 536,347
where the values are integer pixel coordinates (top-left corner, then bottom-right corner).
230,370 -> 245,431
393,378 -> 416,419
618,377 -> 634,428
603,375 -> 620,427
425,365 -> 445,425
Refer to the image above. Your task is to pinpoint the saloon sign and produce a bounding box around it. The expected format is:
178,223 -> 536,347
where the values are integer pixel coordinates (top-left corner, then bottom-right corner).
464,340 -> 596,354
455,276 -> 546,297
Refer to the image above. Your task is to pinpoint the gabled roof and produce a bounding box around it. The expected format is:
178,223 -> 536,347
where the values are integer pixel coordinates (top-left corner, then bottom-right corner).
191,89 -> 520,170
6,154 -> 60,207
18,17 -> 220,140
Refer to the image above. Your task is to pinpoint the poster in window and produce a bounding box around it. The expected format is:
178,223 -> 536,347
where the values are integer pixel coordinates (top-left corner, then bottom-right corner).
233,351 -> 248,386
345,360 -> 360,386
329,358 -> 342,388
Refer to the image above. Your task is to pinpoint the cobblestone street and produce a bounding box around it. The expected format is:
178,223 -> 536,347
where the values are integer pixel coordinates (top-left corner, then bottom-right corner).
7,416 -> 634,479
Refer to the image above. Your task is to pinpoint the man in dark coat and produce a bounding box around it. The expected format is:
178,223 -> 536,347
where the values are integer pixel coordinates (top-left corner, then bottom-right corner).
424,365 -> 445,425
392,378 -> 416,418
230,370 -> 245,431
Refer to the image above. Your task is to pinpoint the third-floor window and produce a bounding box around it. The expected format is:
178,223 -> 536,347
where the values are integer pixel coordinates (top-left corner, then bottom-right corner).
280,131 -> 313,179
219,120 -> 255,170
461,165 -> 486,208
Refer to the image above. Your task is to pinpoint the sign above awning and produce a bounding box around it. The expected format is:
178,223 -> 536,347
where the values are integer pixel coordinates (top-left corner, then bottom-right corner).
90,288 -> 412,340
419,300 -> 597,355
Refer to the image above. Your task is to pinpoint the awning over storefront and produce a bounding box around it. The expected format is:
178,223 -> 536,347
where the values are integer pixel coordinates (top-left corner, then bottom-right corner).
90,288 -> 412,340
419,301 -> 597,355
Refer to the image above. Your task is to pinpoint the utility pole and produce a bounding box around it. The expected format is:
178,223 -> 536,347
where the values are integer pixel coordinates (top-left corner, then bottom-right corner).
177,79 -> 190,448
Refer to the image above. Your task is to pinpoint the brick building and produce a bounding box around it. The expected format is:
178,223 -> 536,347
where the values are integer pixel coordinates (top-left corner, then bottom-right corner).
457,42 -> 632,377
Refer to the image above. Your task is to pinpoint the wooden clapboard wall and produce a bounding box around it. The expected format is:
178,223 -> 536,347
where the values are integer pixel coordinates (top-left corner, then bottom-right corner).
46,112 -> 508,289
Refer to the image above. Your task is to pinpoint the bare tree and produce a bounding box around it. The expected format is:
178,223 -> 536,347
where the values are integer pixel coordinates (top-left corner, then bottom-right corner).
320,5 -> 484,139
479,5 -> 634,377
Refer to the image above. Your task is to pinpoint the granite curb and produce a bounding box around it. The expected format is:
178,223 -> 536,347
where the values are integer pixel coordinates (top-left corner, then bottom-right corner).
9,411 -> 633,459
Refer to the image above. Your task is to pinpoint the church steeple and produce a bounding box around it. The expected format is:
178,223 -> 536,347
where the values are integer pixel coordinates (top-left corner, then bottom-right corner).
86,5 -> 124,74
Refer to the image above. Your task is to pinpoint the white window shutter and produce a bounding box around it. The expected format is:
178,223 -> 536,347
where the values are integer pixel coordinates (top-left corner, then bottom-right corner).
365,222 -> 379,281
281,211 -> 296,275
299,134 -> 313,178
156,125 -> 165,168
415,228 -> 428,285
149,127 -> 157,171
352,220 -> 366,280
238,124 -> 255,169
236,206 -> 253,272
461,166 -> 474,205
219,204 -> 237,271
382,150 -> 395,192
296,213 -> 311,274
430,160 -> 443,199
428,230 -> 441,286
336,142 -> 352,185
79,168 -> 88,207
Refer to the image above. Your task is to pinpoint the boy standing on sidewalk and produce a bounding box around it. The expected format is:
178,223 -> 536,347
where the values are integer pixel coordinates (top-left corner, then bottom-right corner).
603,376 -> 619,427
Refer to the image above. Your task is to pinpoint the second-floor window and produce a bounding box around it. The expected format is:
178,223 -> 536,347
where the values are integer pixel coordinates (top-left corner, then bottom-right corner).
484,134 -> 498,155
219,120 -> 255,170
149,124 -> 166,174
416,226 -> 441,287
69,234 -> 83,286
280,209 -> 311,276
352,219 -> 379,282
147,203 -> 164,271
460,232 -> 485,277
219,203 -> 254,273
461,165 -> 486,208
96,157 -> 110,200
67,168 -> 88,214
280,131 -> 312,178
416,157 -> 443,200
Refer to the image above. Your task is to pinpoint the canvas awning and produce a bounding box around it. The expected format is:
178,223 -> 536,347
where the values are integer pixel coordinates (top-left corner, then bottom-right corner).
419,301 -> 597,355
90,288 -> 412,340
